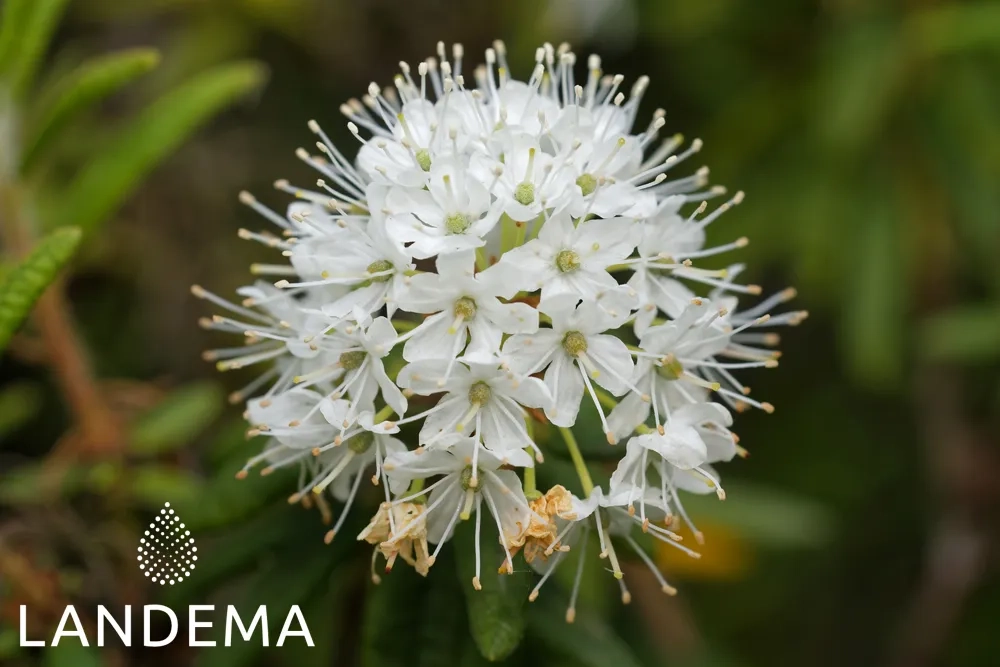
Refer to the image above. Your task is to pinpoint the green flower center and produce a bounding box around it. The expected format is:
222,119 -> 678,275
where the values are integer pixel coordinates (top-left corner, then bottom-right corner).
339,350 -> 367,370
415,149 -> 432,172
445,213 -> 471,234
655,355 -> 684,381
561,331 -> 588,357
453,297 -> 477,320
468,381 -> 492,405
513,181 -> 535,205
460,465 -> 485,491
576,173 -> 597,196
555,249 -> 581,273
363,259 -> 394,285
347,430 -> 375,454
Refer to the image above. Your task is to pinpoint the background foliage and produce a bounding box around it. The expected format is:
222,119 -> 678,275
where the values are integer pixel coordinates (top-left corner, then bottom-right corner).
1,0 -> 998,666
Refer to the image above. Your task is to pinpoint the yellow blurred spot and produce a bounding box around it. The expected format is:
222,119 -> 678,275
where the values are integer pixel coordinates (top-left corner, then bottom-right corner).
655,520 -> 753,581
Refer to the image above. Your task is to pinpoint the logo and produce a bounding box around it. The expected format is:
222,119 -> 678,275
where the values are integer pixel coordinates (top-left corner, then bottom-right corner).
17,501 -> 315,648
138,503 -> 197,586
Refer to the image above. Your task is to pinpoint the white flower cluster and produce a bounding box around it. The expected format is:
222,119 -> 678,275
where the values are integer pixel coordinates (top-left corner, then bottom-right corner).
194,40 -> 805,618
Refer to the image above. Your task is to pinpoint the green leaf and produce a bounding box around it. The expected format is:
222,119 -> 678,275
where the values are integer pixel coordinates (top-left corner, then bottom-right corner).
42,643 -> 104,667
919,306 -> 1000,362
0,226 -> 81,353
0,381 -> 42,441
0,0 -> 70,99
454,520 -> 530,661
841,196 -> 904,389
0,626 -> 22,660
0,461 -> 122,505
906,4 -> 1000,57
527,593 -> 642,667
0,1 -> 33,76
679,481 -> 835,549
130,381 -> 223,455
21,48 -> 161,172
361,568 -> 430,667
126,465 -> 205,508
361,550 -> 468,667
169,440 -> 294,531
46,61 -> 267,236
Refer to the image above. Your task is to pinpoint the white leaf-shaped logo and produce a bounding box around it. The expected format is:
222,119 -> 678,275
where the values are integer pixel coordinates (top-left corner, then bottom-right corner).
137,502 -> 197,585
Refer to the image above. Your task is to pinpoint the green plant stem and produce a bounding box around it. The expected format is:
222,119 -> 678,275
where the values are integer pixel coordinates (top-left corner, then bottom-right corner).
475,247 -> 490,272
523,455 -> 539,498
558,427 -> 594,497
372,405 -> 396,424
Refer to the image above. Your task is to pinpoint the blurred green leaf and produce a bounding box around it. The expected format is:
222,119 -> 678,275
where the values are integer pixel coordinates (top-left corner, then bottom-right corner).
21,48 -> 161,172
919,306 -> 1000,362
170,442 -> 294,531
361,569 -> 430,667
47,61 -> 267,236
0,626 -> 21,660
815,23 -> 904,159
0,0 -> 70,99
527,593 -> 642,667
126,465 -> 205,508
907,3 -> 1000,57
0,226 -> 81,353
0,461 -> 108,504
454,521 -> 530,661
682,481 -> 835,549
0,2 -> 31,76
130,381 -> 223,455
42,643 -> 103,667
416,564 -> 469,667
841,196 -> 904,389
0,381 -> 42,440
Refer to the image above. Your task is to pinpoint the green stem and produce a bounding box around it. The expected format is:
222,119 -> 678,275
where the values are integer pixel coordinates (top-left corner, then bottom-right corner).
527,213 -> 546,241
475,246 -> 489,272
558,427 -> 594,497
523,456 -> 539,499
373,404 -> 395,423
404,477 -> 426,503
499,212 -> 518,254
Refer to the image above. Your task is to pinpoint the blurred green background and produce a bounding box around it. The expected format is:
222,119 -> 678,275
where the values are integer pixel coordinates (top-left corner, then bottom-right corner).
1,0 -> 999,666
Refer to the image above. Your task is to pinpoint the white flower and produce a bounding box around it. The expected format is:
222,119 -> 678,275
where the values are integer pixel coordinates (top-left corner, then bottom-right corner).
487,211 -> 639,305
287,208 -> 416,320
386,156 -> 502,258
398,251 -> 538,364
609,402 -> 735,542
527,485 -> 700,619
195,39 -> 803,602
607,299 -> 730,439
290,313 -> 407,429
502,293 -> 640,439
469,131 -> 574,222
245,387 -> 338,452
381,436 -> 532,586
394,358 -> 550,463
300,404 -> 408,542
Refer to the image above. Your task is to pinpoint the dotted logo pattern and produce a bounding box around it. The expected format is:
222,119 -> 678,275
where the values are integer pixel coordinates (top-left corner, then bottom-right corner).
136,502 -> 197,585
